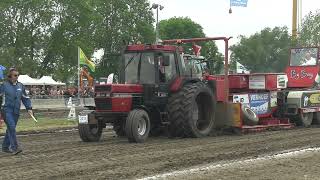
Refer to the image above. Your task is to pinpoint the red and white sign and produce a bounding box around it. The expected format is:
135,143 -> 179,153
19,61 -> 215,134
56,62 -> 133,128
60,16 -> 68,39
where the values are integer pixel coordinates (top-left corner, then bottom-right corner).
285,66 -> 318,88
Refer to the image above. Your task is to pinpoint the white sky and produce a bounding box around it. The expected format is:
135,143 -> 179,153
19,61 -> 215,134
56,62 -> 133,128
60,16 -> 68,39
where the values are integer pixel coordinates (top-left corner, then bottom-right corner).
149,0 -> 320,53
93,0 -> 319,60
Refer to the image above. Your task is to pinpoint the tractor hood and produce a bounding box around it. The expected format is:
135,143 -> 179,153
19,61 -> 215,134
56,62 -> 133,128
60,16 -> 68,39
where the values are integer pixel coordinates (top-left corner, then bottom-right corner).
95,84 -> 143,94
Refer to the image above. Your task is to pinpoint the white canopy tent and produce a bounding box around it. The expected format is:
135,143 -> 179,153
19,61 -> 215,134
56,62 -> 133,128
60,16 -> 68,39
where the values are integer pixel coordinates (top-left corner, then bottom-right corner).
18,75 -> 66,86
18,75 -> 43,85
39,76 -> 66,86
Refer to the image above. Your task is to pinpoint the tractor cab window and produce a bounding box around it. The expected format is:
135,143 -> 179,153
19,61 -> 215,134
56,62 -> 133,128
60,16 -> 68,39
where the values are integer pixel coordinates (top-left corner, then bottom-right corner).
184,56 -> 204,78
140,53 -> 156,84
124,52 -> 140,84
124,52 -> 177,84
290,47 -> 319,66
187,60 -> 203,78
157,53 -> 176,83
124,52 -> 156,84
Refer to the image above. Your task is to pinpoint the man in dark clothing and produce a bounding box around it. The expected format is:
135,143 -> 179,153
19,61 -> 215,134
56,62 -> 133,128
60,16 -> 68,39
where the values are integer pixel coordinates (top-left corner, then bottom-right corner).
0,68 -> 33,155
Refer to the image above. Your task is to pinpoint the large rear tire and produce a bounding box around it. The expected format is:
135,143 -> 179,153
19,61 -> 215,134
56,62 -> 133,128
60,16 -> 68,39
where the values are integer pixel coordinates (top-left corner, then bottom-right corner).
168,82 -> 216,138
125,109 -> 151,143
294,112 -> 313,127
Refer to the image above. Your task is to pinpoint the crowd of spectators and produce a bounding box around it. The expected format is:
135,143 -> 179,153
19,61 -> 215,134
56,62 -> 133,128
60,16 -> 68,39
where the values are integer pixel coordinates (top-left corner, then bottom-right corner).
25,86 -> 94,99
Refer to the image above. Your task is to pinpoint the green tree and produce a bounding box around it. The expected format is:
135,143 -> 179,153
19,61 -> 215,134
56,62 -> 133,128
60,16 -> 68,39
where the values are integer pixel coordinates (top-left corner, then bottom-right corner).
40,0 -> 100,82
299,10 -> 320,46
0,0 -> 155,82
201,41 -> 224,74
94,0 -> 155,78
0,0 -> 57,76
230,27 -> 291,73
159,17 -> 223,74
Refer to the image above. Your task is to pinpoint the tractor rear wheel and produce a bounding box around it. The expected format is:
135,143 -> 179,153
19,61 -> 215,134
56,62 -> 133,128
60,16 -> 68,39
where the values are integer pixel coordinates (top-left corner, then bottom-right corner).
79,123 -> 103,142
125,109 -> 150,143
168,82 -> 216,138
295,112 -> 313,127
113,120 -> 126,137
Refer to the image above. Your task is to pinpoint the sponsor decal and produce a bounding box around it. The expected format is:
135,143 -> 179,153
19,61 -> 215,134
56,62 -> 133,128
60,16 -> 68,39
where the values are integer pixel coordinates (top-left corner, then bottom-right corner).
249,93 -> 270,115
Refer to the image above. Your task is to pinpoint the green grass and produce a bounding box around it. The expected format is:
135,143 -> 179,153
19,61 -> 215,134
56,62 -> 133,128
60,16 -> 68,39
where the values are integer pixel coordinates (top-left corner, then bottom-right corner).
0,118 -> 78,134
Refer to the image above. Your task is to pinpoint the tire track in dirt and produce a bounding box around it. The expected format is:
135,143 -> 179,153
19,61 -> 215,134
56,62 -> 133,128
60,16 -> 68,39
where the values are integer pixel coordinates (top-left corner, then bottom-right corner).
0,128 -> 320,179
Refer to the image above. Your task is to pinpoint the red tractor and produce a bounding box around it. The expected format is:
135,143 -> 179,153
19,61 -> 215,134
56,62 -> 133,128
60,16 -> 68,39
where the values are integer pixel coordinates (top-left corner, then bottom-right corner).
78,37 -> 231,143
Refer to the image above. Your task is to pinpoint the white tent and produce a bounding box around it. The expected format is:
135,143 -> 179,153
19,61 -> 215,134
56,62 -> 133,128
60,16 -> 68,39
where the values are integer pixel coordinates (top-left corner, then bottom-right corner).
18,75 -> 66,86
18,75 -> 43,85
39,76 -> 66,86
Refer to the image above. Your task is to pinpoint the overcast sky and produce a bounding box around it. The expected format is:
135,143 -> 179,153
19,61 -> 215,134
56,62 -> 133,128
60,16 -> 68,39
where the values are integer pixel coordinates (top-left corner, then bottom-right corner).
149,0 -> 320,53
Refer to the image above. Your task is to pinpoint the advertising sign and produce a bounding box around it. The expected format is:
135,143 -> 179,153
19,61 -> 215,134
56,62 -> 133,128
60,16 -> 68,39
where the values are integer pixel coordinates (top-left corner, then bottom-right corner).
277,75 -> 287,89
249,75 -> 266,89
270,91 -> 277,107
302,92 -> 320,107
232,94 -> 249,104
249,93 -> 270,115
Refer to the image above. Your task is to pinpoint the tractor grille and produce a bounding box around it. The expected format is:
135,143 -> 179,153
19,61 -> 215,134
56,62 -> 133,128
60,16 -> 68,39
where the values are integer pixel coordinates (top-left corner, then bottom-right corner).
95,85 -> 111,92
95,98 -> 112,110
132,96 -> 143,108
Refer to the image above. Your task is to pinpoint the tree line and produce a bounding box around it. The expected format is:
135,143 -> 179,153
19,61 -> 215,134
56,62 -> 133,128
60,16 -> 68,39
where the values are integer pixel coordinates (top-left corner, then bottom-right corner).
0,1 -> 319,82
0,0 -> 155,82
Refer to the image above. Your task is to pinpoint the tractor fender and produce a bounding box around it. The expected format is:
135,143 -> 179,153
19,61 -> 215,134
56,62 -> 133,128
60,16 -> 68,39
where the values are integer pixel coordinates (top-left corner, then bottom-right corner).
132,105 -> 150,114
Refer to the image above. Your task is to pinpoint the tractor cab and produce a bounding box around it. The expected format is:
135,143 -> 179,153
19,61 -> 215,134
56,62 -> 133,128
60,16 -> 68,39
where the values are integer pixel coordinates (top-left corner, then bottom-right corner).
120,44 -> 184,85
285,47 -> 320,88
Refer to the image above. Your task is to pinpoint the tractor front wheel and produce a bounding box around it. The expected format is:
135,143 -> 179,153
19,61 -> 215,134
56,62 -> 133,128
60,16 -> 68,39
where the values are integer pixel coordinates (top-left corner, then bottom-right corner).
79,124 -> 103,142
125,109 -> 151,143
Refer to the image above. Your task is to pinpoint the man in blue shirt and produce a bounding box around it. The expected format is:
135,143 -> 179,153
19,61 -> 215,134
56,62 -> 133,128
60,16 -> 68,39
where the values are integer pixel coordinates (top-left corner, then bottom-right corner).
0,68 -> 33,155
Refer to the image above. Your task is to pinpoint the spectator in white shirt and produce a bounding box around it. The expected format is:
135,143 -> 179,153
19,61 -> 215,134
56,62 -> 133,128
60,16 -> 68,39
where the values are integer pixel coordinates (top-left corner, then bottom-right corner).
302,52 -> 316,66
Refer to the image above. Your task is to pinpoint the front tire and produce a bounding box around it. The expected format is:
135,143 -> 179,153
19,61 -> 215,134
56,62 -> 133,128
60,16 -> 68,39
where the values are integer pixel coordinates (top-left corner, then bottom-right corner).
125,109 -> 151,143
79,122 -> 103,142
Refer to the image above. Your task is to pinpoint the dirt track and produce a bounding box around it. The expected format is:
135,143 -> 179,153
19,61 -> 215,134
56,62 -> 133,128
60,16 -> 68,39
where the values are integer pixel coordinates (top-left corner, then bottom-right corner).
1,128 -> 320,180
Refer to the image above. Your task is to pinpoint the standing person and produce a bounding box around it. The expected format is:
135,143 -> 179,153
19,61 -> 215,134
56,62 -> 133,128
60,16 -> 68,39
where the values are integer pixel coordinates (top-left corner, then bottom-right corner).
0,68 -> 33,155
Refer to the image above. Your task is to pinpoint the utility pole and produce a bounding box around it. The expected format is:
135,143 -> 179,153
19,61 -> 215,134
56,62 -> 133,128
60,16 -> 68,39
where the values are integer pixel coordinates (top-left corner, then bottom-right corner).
292,0 -> 298,39
150,3 -> 164,44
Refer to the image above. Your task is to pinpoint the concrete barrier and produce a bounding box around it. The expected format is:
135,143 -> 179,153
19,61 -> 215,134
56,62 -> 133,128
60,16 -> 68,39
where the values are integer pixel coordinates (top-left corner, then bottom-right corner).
20,98 -> 95,110
82,98 -> 95,107
31,99 -> 66,109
